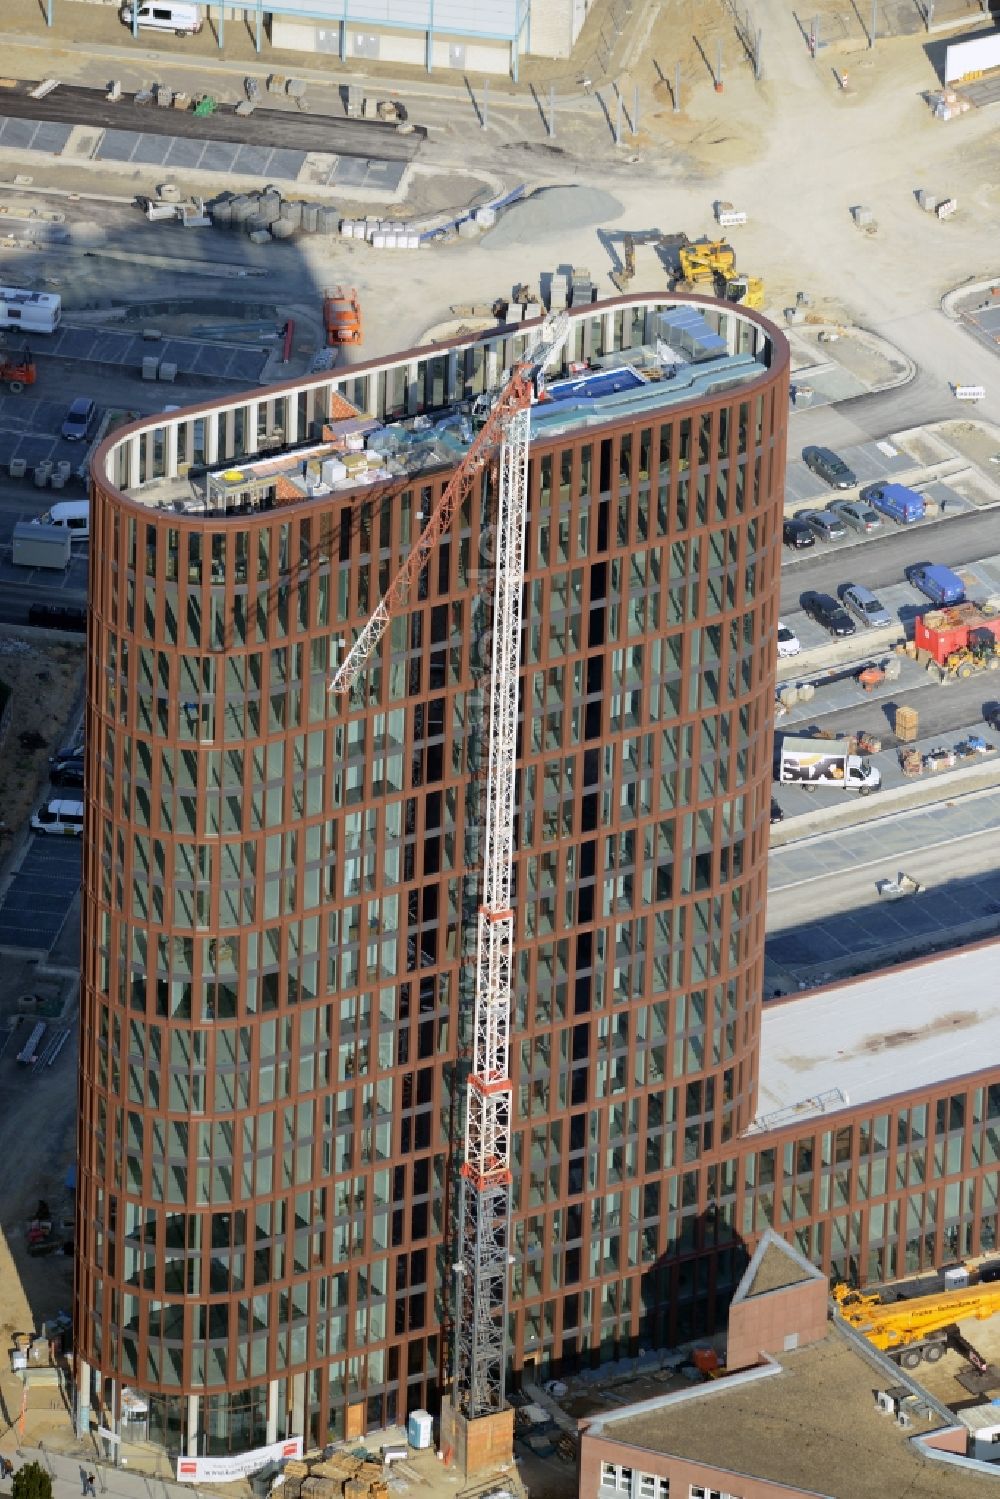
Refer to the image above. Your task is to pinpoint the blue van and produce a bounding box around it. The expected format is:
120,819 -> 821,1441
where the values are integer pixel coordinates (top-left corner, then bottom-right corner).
906,563 -> 966,606
861,482 -> 924,524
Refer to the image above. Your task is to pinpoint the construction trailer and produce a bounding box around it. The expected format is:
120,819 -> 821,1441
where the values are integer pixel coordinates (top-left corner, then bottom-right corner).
914,602 -> 1000,677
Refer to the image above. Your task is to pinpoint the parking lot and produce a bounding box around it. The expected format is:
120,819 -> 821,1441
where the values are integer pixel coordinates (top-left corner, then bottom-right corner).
780,553 -> 1000,654
783,437 -> 919,509
0,835 -> 81,953
0,390 -> 100,481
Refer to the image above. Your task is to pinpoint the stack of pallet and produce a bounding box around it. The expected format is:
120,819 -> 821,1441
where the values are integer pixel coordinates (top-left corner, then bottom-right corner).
277,1446 -> 399,1499
281,1461 -> 310,1499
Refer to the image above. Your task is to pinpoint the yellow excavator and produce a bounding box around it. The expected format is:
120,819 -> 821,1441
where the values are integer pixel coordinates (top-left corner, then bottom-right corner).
676,238 -> 765,310
834,1280 -> 1000,1371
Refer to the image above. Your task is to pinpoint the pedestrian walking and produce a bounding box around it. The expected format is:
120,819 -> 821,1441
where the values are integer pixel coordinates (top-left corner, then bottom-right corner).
87,1475 -> 97,1498
0,1457 -> 14,1480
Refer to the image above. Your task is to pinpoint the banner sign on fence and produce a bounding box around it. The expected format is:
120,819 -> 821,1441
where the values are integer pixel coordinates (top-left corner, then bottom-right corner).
176,1436 -> 303,1483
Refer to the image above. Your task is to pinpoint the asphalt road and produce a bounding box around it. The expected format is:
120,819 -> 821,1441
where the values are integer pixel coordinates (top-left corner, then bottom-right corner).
779,665 -> 1000,743
0,80 -> 425,160
779,507 -> 993,612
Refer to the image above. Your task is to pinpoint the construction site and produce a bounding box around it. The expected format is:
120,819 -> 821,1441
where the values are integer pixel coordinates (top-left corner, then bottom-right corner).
1,0 -> 1000,1491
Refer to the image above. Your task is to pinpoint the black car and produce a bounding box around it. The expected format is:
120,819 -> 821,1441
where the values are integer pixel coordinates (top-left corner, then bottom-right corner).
783,517 -> 816,550
51,760 -> 84,789
801,590 -> 856,637
770,798 -> 784,825
802,445 -> 857,490
28,601 -> 87,632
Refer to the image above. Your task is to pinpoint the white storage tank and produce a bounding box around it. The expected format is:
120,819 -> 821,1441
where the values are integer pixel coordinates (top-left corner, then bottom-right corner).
407,1408 -> 433,1449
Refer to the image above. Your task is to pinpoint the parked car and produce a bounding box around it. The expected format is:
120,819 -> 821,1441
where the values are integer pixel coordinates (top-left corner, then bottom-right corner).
830,499 -> 883,535
801,590 -> 856,637
782,517 -> 816,550
905,563 -> 966,606
51,739 -> 84,764
28,601 -> 87,632
839,583 -> 892,630
861,482 -> 924,525
802,445 -> 857,489
30,799 -> 84,836
770,797 -> 784,825
777,622 -> 801,659
61,397 -> 97,442
798,508 -> 847,542
50,760 -> 84,789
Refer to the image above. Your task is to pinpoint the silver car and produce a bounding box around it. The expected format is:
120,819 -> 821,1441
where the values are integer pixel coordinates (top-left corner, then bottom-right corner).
830,499 -> 883,535
800,508 -> 847,542
840,583 -> 892,629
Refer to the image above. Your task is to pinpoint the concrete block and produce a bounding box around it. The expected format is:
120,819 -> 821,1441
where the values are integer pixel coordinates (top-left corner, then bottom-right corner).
9,457 -> 26,479
142,356 -> 160,380
286,78 -> 307,98
158,362 -> 177,382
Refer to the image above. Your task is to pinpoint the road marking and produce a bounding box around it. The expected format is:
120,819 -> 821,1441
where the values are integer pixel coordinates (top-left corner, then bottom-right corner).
768,809 -> 1000,890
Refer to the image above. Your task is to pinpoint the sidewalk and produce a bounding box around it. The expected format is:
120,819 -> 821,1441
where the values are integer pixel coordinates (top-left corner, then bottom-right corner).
2,1443 -> 245,1499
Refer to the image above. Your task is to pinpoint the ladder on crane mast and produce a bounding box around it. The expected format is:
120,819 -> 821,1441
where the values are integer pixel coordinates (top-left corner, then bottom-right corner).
330,311 -> 571,1420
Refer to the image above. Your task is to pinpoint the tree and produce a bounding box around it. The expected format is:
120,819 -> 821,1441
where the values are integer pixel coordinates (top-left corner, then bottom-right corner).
12,1462 -> 53,1499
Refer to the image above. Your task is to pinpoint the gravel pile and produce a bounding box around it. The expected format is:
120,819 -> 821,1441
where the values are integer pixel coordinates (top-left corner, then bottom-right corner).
482,185 -> 623,250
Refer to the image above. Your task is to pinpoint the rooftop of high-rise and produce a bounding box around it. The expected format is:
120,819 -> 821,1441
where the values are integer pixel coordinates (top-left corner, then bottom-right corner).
99,298 -> 779,516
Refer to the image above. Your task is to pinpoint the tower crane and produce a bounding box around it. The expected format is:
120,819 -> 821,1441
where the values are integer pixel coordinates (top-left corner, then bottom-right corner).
330,311 -> 571,1419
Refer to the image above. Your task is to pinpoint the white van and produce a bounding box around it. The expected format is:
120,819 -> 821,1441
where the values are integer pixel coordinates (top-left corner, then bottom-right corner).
34,500 -> 89,543
31,799 -> 85,836
120,1 -> 203,34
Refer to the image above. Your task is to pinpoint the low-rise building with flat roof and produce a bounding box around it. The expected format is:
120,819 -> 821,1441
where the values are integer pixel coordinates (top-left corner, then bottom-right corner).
579,1233 -> 1000,1499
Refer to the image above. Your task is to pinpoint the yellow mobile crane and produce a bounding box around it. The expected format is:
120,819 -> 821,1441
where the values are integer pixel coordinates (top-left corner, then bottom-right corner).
834,1281 -> 1000,1371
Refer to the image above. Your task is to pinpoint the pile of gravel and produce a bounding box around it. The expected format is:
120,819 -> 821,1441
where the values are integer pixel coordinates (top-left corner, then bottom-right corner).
482,185 -> 623,250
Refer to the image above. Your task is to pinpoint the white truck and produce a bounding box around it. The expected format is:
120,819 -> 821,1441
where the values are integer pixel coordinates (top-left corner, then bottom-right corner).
778,735 -> 881,795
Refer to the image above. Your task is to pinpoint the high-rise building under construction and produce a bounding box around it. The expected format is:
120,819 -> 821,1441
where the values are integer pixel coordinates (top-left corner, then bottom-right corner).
76,295 -> 1000,1466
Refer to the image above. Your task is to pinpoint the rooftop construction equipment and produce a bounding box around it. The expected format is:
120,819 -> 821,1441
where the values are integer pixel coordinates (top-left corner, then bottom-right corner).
834,1281 -> 1000,1371
330,310 -> 571,1422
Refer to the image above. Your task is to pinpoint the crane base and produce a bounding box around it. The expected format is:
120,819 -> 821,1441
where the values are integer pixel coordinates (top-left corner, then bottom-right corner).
440,1397 -> 514,1477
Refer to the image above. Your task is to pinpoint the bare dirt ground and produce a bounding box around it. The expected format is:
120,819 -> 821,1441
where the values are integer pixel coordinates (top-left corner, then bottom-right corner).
937,418 -> 1000,469
0,630 -> 84,843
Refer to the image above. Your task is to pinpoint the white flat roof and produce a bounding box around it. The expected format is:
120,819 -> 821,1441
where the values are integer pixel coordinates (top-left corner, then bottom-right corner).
753,939 -> 1000,1131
